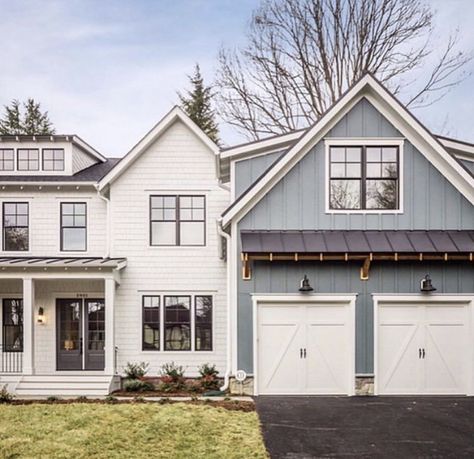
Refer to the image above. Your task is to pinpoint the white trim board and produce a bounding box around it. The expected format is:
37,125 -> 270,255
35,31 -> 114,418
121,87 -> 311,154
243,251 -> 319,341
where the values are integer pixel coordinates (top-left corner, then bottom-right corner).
221,74 -> 474,227
252,294 -> 356,396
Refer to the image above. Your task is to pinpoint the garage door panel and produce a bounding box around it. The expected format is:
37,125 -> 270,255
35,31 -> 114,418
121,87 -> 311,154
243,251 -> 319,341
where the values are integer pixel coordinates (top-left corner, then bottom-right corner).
424,323 -> 466,394
378,323 -> 421,394
306,323 -> 349,394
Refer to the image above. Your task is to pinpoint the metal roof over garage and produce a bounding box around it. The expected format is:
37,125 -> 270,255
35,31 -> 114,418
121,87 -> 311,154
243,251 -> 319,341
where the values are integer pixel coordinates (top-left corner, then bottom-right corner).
241,230 -> 474,254
0,257 -> 127,269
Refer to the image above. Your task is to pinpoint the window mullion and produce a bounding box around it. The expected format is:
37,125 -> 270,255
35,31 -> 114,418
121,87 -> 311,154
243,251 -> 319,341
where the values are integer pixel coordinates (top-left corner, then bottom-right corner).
361,146 -> 367,210
176,195 -> 180,246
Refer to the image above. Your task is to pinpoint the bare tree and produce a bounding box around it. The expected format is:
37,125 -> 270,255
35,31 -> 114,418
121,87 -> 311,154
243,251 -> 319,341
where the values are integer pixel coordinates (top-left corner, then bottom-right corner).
216,0 -> 472,140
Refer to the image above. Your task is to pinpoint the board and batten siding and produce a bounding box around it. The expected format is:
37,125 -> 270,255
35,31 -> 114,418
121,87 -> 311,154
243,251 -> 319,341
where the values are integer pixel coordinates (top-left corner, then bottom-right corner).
234,97 -> 474,374
72,145 -> 98,174
109,120 -> 229,376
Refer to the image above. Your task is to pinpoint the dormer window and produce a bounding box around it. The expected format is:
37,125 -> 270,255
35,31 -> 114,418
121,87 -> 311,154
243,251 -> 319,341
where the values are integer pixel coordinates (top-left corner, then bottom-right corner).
328,145 -> 399,211
17,149 -> 39,171
0,149 -> 14,171
43,149 -> 65,171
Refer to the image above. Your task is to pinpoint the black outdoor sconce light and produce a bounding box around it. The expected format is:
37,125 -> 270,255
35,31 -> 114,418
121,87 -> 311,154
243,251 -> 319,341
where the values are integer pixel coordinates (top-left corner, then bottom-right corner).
299,275 -> 314,293
420,274 -> 436,293
37,306 -> 45,324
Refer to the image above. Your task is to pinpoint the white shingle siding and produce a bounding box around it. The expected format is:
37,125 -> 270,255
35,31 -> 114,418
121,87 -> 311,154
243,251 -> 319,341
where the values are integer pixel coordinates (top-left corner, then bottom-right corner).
72,145 -> 98,174
110,120 -> 229,376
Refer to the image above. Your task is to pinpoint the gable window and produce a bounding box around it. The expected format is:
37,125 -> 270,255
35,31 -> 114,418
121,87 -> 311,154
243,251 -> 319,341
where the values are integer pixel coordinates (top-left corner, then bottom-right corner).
2,299 -> 23,352
142,294 -> 213,352
3,203 -> 29,251
17,149 -> 39,171
0,149 -> 14,171
60,203 -> 87,251
43,149 -> 65,171
150,195 -> 205,246
142,296 -> 160,350
329,146 -> 399,210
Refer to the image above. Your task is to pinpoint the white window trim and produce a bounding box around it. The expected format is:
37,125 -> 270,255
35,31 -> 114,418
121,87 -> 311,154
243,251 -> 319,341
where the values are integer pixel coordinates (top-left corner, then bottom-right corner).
325,138 -> 405,215
373,294 -> 474,396
57,200 -> 89,254
1,198 -> 33,255
140,292 -> 215,354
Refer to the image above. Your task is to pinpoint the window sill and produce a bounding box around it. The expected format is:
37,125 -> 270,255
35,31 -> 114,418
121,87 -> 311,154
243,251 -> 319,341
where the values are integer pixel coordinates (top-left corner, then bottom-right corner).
325,208 -> 403,215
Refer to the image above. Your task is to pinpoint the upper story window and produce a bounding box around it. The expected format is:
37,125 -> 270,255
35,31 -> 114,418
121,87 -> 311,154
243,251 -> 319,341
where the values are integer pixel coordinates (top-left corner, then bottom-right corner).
150,195 -> 206,246
17,149 -> 39,171
3,202 -> 29,251
329,146 -> 399,210
0,149 -> 14,171
43,149 -> 65,171
60,203 -> 87,251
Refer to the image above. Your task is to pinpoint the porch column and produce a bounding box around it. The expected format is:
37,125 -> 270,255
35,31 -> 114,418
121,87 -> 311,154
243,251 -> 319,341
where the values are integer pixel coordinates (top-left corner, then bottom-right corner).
104,277 -> 115,375
22,277 -> 35,375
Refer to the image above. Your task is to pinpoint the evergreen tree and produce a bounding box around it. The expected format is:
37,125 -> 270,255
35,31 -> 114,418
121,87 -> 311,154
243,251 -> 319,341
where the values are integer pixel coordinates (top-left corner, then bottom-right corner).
0,98 -> 55,135
178,64 -> 219,144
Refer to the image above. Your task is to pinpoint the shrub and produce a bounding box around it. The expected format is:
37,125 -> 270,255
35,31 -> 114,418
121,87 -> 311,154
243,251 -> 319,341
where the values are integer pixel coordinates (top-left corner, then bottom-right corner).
198,363 -> 220,390
124,379 -> 154,393
124,361 -> 149,380
0,385 -> 13,404
46,396 -> 59,402
76,396 -> 88,402
159,362 -> 185,392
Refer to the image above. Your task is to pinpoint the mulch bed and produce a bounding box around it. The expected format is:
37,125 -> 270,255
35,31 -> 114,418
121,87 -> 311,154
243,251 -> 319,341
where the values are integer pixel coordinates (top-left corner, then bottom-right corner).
2,398 -> 255,412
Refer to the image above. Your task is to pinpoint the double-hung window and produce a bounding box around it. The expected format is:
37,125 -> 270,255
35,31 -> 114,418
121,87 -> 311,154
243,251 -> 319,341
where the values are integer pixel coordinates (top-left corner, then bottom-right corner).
329,145 -> 399,210
150,195 -> 205,246
17,149 -> 39,171
142,295 -> 213,352
2,299 -> 23,352
43,149 -> 65,171
0,149 -> 14,171
3,203 -> 29,251
60,203 -> 87,251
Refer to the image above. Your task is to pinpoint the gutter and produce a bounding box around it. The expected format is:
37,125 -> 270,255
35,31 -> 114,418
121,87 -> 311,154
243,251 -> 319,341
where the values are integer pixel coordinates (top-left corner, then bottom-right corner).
217,218 -> 232,392
95,184 -> 111,258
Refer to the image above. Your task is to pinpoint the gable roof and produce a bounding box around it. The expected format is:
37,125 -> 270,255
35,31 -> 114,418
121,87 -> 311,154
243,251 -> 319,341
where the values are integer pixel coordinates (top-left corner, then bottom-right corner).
98,106 -> 219,189
221,73 -> 474,227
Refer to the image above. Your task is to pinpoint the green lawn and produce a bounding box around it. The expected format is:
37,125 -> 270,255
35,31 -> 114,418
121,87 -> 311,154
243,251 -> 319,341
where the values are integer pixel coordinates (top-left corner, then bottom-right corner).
0,402 -> 268,459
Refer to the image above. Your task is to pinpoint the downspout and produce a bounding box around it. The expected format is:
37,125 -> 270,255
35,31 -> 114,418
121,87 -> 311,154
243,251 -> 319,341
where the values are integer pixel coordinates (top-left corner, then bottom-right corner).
217,217 -> 232,392
95,184 -> 111,259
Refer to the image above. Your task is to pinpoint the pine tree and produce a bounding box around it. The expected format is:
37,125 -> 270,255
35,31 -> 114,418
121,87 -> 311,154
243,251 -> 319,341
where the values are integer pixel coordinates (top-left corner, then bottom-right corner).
178,64 -> 219,144
0,98 -> 55,135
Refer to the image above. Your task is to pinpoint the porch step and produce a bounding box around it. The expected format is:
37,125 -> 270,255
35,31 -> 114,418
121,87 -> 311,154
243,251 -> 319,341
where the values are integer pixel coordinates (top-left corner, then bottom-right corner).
14,375 -> 118,398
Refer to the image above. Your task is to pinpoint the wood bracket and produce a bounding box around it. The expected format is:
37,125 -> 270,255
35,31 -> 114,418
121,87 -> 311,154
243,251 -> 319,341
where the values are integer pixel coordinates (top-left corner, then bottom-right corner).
360,256 -> 371,281
242,253 -> 252,280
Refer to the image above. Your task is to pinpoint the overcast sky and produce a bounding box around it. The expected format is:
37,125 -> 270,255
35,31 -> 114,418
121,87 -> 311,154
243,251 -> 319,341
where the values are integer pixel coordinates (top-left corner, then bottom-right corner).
1,0 -> 473,157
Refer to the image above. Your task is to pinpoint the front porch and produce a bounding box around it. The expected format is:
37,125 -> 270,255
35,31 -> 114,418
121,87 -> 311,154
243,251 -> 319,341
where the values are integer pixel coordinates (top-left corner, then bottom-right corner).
0,257 -> 125,396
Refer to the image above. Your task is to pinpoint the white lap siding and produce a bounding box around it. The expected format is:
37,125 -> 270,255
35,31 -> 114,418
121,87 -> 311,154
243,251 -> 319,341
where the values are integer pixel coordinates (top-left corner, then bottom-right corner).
110,120 -> 229,377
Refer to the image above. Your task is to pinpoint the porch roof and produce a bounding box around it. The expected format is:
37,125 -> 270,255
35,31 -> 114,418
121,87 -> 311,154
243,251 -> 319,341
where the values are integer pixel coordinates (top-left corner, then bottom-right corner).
0,256 -> 127,269
241,230 -> 474,255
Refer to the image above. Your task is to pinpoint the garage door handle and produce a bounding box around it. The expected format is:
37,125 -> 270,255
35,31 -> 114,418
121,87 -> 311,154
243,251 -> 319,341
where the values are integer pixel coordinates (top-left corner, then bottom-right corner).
300,348 -> 303,358
303,348 -> 307,358
419,348 -> 422,359
422,348 -> 425,359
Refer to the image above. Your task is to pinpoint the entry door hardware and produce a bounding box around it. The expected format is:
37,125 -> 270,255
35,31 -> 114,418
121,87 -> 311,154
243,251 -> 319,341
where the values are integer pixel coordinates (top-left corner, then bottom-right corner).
300,348 -> 307,358
418,348 -> 426,359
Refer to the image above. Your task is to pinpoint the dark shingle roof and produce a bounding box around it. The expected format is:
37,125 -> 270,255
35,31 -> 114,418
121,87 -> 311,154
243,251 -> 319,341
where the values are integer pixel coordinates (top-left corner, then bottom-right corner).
0,158 -> 120,183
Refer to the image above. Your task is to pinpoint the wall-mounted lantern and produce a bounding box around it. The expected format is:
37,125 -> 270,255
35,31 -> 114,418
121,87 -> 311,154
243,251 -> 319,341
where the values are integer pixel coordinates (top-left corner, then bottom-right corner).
299,275 -> 314,293
37,306 -> 45,324
420,274 -> 436,293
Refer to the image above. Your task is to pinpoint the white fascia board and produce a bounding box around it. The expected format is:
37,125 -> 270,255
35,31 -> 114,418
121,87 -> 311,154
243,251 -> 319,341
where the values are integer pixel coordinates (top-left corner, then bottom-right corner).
437,137 -> 474,158
220,131 -> 303,160
0,181 -> 97,187
222,74 -> 474,227
72,136 -> 107,162
98,106 -> 218,190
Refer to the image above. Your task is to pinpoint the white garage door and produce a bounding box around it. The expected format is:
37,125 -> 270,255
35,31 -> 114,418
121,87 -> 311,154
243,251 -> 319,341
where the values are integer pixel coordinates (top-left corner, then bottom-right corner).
255,297 -> 355,395
375,297 -> 473,395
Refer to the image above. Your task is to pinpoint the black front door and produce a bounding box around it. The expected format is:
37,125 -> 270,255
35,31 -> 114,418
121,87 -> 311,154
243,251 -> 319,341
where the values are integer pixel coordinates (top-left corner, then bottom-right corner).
56,299 -> 105,371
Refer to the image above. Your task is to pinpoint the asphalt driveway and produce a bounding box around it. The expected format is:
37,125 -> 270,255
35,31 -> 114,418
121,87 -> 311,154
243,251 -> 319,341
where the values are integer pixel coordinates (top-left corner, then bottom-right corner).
256,396 -> 474,458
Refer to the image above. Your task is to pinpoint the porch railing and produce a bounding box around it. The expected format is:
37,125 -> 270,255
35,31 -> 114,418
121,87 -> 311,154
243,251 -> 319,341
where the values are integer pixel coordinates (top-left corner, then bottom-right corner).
0,346 -> 23,373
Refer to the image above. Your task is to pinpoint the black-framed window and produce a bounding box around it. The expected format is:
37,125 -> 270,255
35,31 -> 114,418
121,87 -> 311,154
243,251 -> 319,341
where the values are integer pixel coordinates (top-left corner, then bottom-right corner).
195,296 -> 212,351
3,202 -> 29,251
43,149 -> 65,171
142,296 -> 160,350
0,149 -> 14,171
60,203 -> 87,251
164,296 -> 191,351
329,146 -> 399,210
150,195 -> 205,246
17,149 -> 39,171
2,299 -> 23,352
